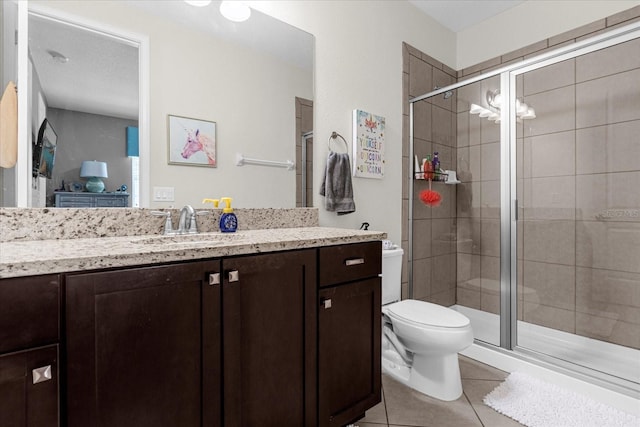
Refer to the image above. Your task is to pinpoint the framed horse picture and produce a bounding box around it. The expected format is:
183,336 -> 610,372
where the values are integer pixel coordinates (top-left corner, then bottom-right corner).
167,114 -> 217,167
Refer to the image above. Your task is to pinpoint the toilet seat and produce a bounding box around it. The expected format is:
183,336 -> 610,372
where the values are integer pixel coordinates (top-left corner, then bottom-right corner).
385,300 -> 470,329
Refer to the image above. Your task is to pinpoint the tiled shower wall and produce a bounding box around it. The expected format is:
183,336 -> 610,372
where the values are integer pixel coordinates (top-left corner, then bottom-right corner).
402,5 -> 640,350
516,36 -> 640,349
402,44 -> 458,305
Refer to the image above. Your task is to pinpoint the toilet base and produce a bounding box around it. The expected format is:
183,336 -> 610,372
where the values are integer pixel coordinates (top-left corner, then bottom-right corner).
382,351 -> 463,401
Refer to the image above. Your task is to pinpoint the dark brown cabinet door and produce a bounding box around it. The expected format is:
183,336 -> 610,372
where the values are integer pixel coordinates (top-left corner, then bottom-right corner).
222,250 -> 317,427
65,260 -> 221,427
0,345 -> 59,427
318,278 -> 381,427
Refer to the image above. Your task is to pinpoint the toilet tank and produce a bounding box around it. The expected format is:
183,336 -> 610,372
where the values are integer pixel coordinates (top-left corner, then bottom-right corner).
382,247 -> 403,305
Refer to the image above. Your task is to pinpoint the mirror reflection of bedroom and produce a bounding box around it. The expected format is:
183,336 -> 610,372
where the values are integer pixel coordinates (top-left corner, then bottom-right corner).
29,12 -> 140,207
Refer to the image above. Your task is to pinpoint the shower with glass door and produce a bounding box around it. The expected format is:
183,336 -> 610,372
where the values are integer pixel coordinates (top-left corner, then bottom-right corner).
407,21 -> 640,395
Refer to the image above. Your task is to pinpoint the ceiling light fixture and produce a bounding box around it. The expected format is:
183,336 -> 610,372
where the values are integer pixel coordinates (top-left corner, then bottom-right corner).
184,0 -> 212,6
219,1 -> 251,22
469,90 -> 536,123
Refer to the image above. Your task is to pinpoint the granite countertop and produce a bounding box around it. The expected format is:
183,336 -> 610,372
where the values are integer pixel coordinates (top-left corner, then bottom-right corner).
0,227 -> 386,279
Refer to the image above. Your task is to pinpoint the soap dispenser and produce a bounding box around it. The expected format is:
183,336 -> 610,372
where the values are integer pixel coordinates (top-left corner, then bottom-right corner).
219,197 -> 238,233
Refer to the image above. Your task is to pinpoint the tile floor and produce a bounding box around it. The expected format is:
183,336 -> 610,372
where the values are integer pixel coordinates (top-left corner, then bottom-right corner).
358,355 -> 525,427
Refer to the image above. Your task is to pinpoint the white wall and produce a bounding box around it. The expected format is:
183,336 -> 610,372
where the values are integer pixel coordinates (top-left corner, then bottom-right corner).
457,0 -> 640,69
249,1 -> 456,243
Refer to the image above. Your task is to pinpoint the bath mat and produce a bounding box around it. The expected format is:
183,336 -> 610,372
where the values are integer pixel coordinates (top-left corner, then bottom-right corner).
484,372 -> 639,427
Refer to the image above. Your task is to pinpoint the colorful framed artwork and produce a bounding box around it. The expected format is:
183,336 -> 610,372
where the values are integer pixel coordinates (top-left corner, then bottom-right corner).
168,114 -> 217,167
352,109 -> 385,179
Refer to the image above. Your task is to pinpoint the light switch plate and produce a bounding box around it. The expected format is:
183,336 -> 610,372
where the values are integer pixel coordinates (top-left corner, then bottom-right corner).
153,186 -> 175,202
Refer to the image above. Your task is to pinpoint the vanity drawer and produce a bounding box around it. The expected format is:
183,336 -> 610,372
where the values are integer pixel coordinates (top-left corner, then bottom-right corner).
0,275 -> 60,354
319,241 -> 381,287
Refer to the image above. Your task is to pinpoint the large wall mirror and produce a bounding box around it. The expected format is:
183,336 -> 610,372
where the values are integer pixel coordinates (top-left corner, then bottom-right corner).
3,0 -> 314,208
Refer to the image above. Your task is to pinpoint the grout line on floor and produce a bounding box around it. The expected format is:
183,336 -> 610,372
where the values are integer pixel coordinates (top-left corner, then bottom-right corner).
463,389 -> 486,427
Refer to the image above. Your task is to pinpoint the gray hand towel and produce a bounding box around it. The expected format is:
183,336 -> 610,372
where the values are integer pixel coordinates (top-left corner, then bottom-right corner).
319,152 -> 355,215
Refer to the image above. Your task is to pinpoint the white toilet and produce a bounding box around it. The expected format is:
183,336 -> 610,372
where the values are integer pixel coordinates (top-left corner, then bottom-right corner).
381,247 -> 473,401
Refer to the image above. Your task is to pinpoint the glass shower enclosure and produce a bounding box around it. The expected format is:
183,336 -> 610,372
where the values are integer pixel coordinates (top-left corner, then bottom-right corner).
408,21 -> 640,394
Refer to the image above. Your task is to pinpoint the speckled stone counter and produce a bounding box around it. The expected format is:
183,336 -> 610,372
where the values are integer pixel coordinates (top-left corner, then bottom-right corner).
0,207 -> 319,242
0,227 -> 386,279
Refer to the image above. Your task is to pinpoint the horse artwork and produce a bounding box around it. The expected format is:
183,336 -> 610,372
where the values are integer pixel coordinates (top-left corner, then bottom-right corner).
168,115 -> 217,167
181,129 -> 216,166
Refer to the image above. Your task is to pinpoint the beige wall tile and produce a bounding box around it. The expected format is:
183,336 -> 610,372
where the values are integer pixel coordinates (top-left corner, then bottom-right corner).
524,58 -> 575,96
576,221 -> 640,273
606,5 -> 640,26
481,142 -> 500,181
523,261 -> 576,311
576,172 -> 640,221
433,106 -> 454,146
457,288 -> 481,310
523,130 -> 575,178
457,253 -> 481,289
457,112 -> 470,147
469,114 -> 482,147
548,19 -> 606,47
481,180 -> 500,219
523,220 -> 575,265
409,54 -> 432,98
576,313 -> 640,349
432,254 -> 455,294
502,39 -> 549,63
523,176 -> 575,220
523,85 -> 575,137
432,68 -> 455,111
458,218 -> 481,255
481,292 -> 500,315
430,288 -> 456,307
432,218 -> 455,257
413,100 -> 432,142
469,144 -> 482,181
481,255 -> 500,296
456,81 -> 479,113
480,117 -> 500,145
412,218 -> 432,259
576,121 -> 640,175
576,37 -> 640,83
412,257 -> 432,300
480,218 -> 500,257
523,302 -> 575,333
576,267 -> 640,325
457,181 -> 480,218
576,68 -> 640,128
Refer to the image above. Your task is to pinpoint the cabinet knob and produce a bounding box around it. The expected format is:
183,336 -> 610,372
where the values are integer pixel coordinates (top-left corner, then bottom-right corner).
32,365 -> 52,384
209,273 -> 221,286
345,258 -> 365,266
322,298 -> 332,309
228,270 -> 239,282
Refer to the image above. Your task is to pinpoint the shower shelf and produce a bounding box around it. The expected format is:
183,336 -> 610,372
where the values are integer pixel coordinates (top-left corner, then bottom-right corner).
414,171 -> 447,181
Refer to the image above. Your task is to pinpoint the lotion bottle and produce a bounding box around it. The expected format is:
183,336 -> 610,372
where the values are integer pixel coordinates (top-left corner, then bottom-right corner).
219,197 -> 238,233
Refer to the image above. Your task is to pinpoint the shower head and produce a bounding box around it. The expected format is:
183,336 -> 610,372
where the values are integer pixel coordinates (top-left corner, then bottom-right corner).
434,86 -> 454,99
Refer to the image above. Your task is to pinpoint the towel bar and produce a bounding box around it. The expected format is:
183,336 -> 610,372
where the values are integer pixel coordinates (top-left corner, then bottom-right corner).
327,131 -> 349,153
235,153 -> 295,170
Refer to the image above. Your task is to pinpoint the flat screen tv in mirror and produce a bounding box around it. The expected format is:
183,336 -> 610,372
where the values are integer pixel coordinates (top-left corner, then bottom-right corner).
33,118 -> 57,179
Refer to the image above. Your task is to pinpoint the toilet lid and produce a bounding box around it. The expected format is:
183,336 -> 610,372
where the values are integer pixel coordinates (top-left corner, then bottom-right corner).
386,300 -> 470,328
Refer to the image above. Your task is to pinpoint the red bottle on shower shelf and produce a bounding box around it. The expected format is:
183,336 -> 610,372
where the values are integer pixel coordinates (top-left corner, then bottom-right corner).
424,154 -> 434,180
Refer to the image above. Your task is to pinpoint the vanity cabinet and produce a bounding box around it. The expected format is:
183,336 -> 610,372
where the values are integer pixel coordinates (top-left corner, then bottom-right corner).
222,250 -> 317,426
0,275 -> 60,427
64,249 -> 318,427
65,260 -> 221,427
318,241 -> 382,427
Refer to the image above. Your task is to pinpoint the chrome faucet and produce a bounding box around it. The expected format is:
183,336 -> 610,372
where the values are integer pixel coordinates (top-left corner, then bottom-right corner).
151,205 -> 209,235
178,205 -> 196,234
